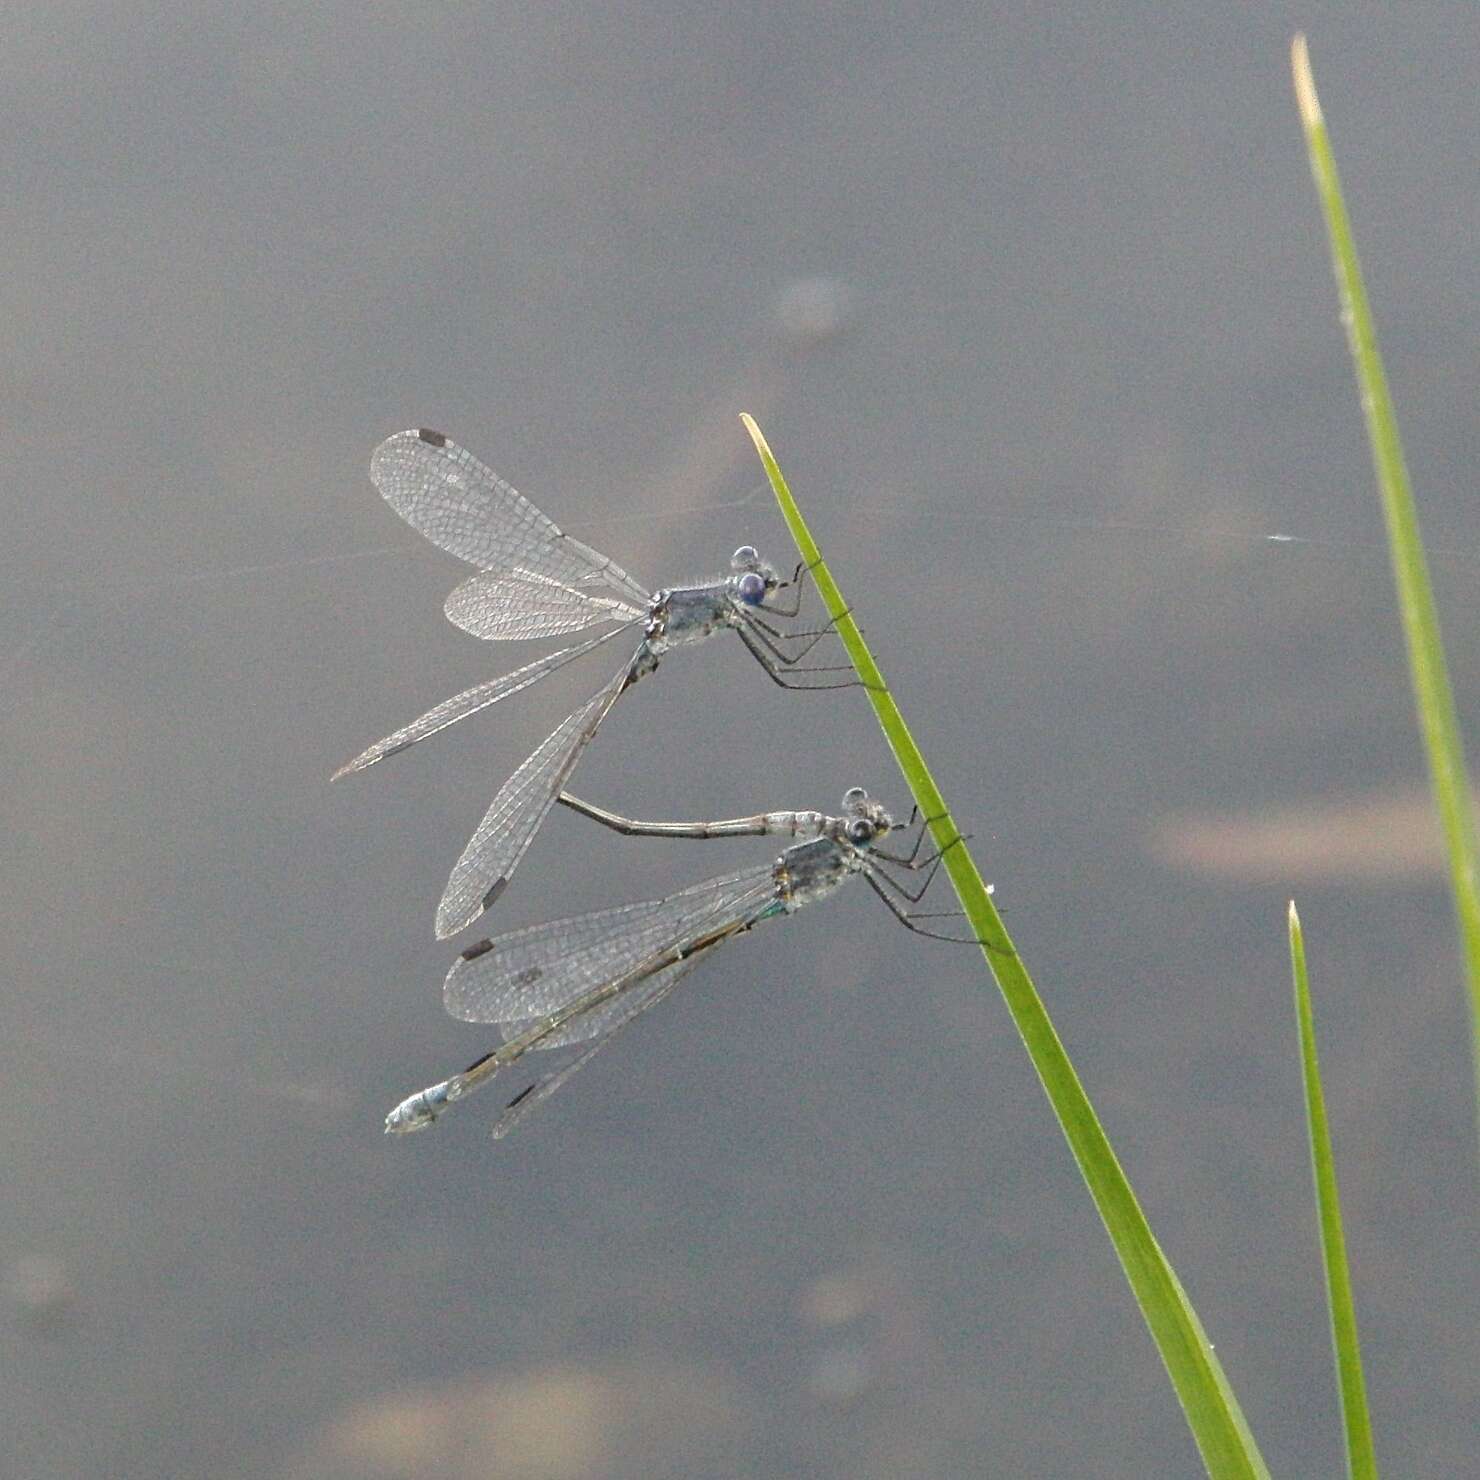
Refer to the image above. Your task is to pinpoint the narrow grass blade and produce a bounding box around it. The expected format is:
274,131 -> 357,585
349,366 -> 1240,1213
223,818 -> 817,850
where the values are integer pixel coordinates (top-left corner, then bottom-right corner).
742,414 -> 1270,1479
1288,902 -> 1379,1479
1292,34 -> 1480,1130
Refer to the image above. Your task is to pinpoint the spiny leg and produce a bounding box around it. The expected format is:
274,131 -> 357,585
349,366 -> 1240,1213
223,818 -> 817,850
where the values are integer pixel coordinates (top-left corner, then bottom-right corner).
749,576 -> 863,656
762,560 -> 810,619
740,609 -> 854,668
864,872 -> 1007,950
871,809 -> 966,869
869,828 -> 974,906
870,846 -> 954,905
759,564 -> 862,647
736,626 -> 876,691
745,610 -> 841,648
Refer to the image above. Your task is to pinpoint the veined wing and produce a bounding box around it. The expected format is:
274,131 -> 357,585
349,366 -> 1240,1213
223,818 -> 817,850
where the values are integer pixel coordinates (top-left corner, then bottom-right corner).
443,569 -> 644,641
489,950 -> 711,1139
332,620 -> 640,778
444,861 -> 778,1031
370,430 -> 649,604
434,661 -> 634,938
493,898 -> 765,1052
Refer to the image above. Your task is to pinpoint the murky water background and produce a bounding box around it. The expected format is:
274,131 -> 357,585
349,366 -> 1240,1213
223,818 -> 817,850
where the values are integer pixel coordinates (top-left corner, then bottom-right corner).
3,5 -> 1477,1475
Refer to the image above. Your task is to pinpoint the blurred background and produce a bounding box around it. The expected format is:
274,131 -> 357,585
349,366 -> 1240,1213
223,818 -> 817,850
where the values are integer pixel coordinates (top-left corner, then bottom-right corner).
2,2 -> 1477,1475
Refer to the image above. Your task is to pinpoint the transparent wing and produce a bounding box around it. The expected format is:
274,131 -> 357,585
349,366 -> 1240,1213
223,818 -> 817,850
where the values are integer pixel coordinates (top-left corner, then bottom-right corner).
489,954 -> 704,1139
434,661 -> 633,938
444,862 -> 778,1028
443,569 -> 643,641
499,907 -> 763,1052
370,430 -> 649,603
332,621 -> 641,778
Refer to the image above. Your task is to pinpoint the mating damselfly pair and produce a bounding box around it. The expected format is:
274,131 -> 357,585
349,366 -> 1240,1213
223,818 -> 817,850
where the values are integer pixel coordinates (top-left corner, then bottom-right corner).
338,429 -> 976,1136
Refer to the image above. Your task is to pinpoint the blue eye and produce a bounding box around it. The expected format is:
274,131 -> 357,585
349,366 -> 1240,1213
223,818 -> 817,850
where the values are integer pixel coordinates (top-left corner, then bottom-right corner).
846,817 -> 873,844
731,545 -> 760,572
736,571 -> 766,604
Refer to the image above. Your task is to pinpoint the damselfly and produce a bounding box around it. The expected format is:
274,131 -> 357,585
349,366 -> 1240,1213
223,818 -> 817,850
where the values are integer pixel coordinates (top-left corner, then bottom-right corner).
385,787 -> 977,1137
335,430 -> 851,938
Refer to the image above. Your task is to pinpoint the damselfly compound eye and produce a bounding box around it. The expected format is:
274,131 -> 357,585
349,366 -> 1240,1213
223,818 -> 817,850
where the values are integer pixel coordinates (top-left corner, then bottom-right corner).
846,817 -> 874,844
736,571 -> 766,604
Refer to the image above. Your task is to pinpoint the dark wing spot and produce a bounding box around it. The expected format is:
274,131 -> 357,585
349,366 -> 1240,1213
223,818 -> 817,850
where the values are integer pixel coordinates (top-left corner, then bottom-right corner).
464,1049 -> 497,1074
460,939 -> 494,962
482,878 -> 509,911
417,428 -> 448,447
504,1081 -> 538,1110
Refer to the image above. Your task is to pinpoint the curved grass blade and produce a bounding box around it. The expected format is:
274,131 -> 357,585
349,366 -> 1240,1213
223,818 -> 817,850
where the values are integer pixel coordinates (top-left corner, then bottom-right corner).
741,414 -> 1269,1478
1288,903 -> 1379,1480
1292,34 -> 1480,1134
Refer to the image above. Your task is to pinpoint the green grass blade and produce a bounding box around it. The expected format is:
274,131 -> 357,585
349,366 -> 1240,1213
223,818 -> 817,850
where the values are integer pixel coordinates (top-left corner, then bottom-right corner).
1288,903 -> 1379,1480
1292,35 -> 1480,1130
742,414 -> 1270,1479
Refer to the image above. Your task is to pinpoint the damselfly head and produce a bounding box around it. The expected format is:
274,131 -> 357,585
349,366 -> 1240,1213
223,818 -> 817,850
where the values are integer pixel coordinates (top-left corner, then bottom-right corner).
840,788 -> 893,844
731,545 -> 781,602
